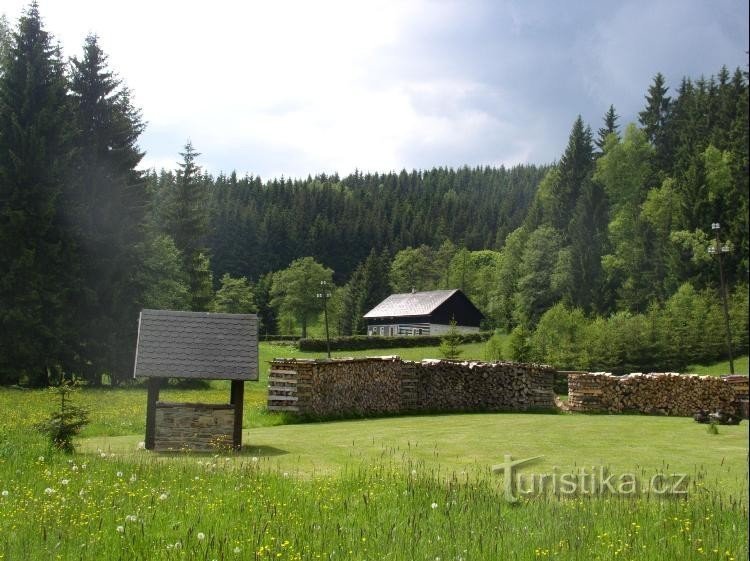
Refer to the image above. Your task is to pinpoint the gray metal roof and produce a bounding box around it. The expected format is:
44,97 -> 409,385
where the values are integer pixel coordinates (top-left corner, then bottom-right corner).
133,309 -> 258,380
363,289 -> 458,318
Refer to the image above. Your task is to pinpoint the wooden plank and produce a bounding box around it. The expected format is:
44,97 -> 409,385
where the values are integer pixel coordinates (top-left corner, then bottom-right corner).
270,369 -> 298,376
145,377 -> 160,450
230,380 -> 244,450
267,405 -> 299,412
268,377 -> 298,384
267,395 -> 298,401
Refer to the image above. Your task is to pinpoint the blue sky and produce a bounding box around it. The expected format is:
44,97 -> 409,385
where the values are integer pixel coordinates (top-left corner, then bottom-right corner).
3,0 -> 748,179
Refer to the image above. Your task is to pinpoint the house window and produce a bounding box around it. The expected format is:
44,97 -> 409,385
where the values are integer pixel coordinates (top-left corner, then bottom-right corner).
379,326 -> 384,335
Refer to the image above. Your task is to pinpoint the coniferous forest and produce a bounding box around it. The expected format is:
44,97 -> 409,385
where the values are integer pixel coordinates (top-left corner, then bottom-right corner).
0,5 -> 748,385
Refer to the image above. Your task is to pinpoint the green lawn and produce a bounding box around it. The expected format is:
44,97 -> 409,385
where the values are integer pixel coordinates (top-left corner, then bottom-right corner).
82,412 -> 748,494
1,344 -> 748,561
687,355 -> 749,376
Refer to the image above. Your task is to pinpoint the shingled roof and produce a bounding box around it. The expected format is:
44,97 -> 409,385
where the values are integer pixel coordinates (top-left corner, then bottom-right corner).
363,289 -> 459,318
133,310 -> 258,380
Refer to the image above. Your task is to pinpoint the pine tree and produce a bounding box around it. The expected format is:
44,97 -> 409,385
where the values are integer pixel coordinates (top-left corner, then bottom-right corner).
0,4 -> 78,385
69,34 -> 147,383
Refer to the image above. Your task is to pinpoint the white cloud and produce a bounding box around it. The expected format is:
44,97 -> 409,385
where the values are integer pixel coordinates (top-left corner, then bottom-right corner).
2,0 -> 747,178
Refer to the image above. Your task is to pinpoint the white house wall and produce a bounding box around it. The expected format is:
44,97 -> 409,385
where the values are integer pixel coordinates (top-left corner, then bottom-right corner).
366,323 -> 480,336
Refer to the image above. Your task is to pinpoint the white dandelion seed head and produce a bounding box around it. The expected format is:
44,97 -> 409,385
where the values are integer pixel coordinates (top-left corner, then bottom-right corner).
158,493 -> 168,501
1,490 -> 8,497
125,515 -> 137,523
38,456 -> 44,462
233,547 -> 241,554
411,469 -> 417,476
60,479 -> 69,485
44,487 -> 55,495
197,532 -> 205,541
116,525 -> 124,533
116,471 -> 123,478
129,475 -> 137,483
100,452 -> 107,458
431,502 -> 438,509
137,441 -> 146,450
251,456 -> 259,463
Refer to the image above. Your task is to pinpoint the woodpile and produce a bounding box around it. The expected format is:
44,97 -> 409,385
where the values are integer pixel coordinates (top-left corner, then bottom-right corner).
567,372 -> 742,416
267,357 -> 556,418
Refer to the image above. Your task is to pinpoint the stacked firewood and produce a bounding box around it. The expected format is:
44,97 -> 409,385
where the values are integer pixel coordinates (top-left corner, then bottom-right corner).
568,372 -> 741,416
267,357 -> 556,417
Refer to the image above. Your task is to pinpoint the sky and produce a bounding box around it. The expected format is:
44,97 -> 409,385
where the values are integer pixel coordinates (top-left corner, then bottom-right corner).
2,0 -> 748,180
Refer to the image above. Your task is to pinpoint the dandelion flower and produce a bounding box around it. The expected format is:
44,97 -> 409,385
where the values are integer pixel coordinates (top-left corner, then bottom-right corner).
197,532 -> 206,541
116,525 -> 124,533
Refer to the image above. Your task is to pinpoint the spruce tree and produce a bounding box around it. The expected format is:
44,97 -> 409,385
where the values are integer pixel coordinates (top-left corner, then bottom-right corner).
595,104 -> 620,152
161,141 -> 212,310
0,4 -> 78,385
638,73 -> 672,168
69,34 -> 147,383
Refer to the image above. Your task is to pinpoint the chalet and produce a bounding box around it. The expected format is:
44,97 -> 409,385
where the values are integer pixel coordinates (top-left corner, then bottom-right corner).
363,289 -> 484,336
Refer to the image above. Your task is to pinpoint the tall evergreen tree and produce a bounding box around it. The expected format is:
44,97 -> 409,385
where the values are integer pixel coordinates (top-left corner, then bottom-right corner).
161,141 -> 212,310
638,73 -> 672,169
0,4 -> 78,385
595,104 -> 620,152
69,34 -> 147,383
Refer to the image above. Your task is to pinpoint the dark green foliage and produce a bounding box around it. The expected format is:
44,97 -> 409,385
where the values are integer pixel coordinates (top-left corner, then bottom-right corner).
35,381 -> 89,453
69,34 -> 147,384
340,248 -> 392,335
298,332 -> 491,352
595,104 -> 620,152
0,5 -> 78,386
199,165 -> 546,285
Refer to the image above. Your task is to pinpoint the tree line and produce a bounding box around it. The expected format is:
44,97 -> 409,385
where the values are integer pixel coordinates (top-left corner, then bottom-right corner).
0,4 -> 747,385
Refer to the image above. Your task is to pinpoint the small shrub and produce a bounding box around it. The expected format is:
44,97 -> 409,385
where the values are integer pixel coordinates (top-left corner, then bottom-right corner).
35,381 -> 89,453
439,318 -> 463,360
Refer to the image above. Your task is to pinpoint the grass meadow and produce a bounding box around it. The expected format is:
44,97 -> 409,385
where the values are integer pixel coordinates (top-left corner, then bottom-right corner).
0,343 -> 747,560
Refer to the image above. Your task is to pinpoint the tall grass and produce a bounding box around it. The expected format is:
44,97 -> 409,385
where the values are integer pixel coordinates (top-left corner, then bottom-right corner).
0,428 -> 747,561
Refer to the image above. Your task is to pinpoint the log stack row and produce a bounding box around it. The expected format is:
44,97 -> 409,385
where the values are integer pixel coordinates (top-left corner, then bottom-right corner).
267,357 -> 556,418
567,372 -> 742,416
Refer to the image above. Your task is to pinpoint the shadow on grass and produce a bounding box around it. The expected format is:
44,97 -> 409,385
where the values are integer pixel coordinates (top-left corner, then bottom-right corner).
152,445 -> 288,458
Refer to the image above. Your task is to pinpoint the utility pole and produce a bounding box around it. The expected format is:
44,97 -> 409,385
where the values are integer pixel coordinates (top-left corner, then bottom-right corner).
317,280 -> 332,359
708,222 -> 734,374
